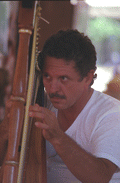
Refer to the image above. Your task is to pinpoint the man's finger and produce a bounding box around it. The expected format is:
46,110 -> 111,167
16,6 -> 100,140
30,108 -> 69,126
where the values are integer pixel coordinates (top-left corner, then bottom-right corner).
35,122 -> 49,130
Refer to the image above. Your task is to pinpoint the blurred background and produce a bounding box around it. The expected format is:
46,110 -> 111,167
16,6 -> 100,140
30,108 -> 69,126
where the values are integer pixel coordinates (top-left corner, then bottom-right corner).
0,0 -> 120,122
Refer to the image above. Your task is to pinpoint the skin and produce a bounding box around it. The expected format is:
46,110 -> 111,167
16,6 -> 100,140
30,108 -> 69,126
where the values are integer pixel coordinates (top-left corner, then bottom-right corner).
29,56 -> 117,182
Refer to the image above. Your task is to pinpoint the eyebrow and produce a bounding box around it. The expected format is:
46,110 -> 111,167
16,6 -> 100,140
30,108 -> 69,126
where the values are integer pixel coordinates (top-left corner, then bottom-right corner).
43,72 -> 72,79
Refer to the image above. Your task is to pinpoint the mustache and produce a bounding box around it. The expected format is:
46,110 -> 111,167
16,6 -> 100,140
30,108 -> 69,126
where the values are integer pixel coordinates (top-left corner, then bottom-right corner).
49,92 -> 66,99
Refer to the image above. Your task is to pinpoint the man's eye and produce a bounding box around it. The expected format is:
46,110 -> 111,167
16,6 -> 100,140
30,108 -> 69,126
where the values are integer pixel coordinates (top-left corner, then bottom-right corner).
43,73 -> 50,79
61,76 -> 68,81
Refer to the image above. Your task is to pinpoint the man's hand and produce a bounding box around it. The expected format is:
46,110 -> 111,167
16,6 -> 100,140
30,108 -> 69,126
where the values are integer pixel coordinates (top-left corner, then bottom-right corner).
29,104 -> 64,143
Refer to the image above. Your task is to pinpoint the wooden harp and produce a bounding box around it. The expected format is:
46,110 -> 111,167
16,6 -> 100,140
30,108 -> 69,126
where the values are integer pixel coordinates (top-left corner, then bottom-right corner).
1,1 -> 46,183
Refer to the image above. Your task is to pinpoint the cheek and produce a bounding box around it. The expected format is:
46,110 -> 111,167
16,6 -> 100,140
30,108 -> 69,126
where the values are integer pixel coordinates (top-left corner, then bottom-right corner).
68,81 -> 83,91
64,84 -> 80,97
43,79 -> 49,90
65,83 -> 85,99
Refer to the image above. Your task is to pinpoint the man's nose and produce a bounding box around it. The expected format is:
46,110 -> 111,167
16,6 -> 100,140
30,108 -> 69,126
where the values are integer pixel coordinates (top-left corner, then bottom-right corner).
49,79 -> 60,93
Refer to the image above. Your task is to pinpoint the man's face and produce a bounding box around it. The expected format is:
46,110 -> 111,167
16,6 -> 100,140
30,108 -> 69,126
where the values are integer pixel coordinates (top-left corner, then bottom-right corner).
43,56 -> 90,110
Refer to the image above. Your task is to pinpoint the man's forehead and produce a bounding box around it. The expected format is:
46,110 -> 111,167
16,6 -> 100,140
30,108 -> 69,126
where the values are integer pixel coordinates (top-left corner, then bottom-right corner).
44,56 -> 76,67
43,56 -> 82,80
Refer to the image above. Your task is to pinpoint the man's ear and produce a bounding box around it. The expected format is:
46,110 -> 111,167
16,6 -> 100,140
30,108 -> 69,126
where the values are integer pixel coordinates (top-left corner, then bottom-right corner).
85,70 -> 95,86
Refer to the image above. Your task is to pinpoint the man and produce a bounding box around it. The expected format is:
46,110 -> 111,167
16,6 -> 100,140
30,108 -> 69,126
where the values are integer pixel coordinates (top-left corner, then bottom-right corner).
29,29 -> 120,182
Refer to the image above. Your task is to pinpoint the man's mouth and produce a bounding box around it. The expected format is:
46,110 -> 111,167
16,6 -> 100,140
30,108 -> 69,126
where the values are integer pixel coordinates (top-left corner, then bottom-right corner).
49,93 -> 66,100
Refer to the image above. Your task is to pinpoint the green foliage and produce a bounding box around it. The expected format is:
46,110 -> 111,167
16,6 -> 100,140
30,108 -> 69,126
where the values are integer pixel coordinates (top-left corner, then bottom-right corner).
87,17 -> 120,42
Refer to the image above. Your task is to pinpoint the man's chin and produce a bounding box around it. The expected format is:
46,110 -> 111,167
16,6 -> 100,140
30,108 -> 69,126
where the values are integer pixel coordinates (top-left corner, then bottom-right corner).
51,101 -> 66,110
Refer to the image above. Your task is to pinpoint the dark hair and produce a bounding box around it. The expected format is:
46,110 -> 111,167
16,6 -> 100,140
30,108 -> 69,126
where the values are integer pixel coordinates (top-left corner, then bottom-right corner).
38,29 -> 97,85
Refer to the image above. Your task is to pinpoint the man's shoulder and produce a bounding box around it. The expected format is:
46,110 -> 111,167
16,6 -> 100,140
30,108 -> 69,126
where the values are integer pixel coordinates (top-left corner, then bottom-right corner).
93,90 -> 120,106
89,90 -> 120,115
